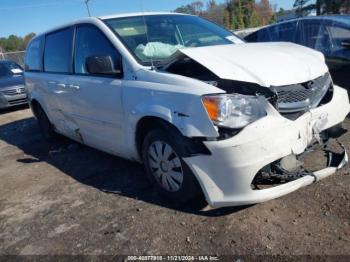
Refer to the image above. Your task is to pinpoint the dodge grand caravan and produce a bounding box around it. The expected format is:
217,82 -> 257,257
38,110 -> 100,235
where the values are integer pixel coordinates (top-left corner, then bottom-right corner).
25,13 -> 350,208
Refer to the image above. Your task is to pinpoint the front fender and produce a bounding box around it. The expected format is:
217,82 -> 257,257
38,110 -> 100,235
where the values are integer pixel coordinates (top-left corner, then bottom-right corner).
122,84 -> 219,160
126,93 -> 218,139
133,103 -> 173,124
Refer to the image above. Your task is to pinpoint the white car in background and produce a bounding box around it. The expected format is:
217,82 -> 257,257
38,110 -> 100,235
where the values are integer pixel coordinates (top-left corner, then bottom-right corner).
25,13 -> 350,208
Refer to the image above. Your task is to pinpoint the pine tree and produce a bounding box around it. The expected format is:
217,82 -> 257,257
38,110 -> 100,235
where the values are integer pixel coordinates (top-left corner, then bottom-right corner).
293,0 -> 311,17
173,0 -> 279,30
248,6 -> 260,27
223,8 -> 231,29
233,0 -> 245,29
225,0 -> 234,29
256,0 -> 275,25
269,12 -> 277,23
239,0 -> 257,28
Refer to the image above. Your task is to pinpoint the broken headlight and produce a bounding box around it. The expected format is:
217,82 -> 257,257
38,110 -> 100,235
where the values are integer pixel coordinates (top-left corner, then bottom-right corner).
202,94 -> 267,129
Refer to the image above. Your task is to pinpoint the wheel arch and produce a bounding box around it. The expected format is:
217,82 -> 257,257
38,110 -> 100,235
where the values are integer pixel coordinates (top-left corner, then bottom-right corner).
135,116 -> 183,159
30,98 -> 45,119
135,115 -> 211,161
28,91 -> 51,120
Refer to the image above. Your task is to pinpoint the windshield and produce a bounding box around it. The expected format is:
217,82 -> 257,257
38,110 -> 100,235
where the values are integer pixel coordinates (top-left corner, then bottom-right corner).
104,14 -> 243,65
0,61 -> 23,77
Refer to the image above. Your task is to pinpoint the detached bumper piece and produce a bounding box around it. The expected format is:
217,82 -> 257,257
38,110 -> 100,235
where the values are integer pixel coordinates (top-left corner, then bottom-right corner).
252,139 -> 347,189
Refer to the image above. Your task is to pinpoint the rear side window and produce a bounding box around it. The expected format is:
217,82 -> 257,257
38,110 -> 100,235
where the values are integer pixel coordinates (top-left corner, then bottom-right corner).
247,22 -> 298,43
278,22 -> 298,42
257,26 -> 279,41
325,24 -> 350,59
25,36 -> 44,71
74,25 -> 121,75
44,28 -> 73,73
299,21 -> 324,50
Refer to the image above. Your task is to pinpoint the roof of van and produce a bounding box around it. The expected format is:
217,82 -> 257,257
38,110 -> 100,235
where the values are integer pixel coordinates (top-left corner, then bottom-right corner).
99,12 -> 190,20
29,12 -> 190,39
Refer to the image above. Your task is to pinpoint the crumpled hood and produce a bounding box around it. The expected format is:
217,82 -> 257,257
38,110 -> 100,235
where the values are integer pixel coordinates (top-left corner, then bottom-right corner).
178,42 -> 328,87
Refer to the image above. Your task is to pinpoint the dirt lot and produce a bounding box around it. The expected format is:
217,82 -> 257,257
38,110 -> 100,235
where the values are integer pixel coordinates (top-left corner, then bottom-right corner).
0,106 -> 349,256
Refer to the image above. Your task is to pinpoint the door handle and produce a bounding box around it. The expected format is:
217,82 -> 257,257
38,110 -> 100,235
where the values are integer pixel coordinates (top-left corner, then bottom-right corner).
69,84 -> 80,91
57,83 -> 66,88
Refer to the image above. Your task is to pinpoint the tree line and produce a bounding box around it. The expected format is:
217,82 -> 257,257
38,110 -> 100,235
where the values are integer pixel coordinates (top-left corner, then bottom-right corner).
175,0 -> 276,30
0,33 -> 36,53
175,0 -> 350,30
1,0 -> 349,52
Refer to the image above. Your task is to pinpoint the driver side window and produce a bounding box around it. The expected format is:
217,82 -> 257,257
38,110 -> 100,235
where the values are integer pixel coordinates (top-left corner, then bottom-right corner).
74,25 -> 122,76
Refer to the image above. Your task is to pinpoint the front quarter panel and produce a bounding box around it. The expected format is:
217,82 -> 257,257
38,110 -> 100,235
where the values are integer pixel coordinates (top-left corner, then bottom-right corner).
122,73 -> 221,160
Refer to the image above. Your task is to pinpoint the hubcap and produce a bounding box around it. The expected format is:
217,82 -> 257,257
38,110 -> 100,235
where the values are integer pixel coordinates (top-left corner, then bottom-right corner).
147,141 -> 184,192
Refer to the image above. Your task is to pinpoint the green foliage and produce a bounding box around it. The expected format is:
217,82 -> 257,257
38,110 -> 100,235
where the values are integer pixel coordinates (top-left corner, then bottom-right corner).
174,5 -> 196,15
174,1 -> 204,15
0,33 -> 36,52
232,0 -> 244,29
269,12 -> 277,24
293,0 -> 311,16
257,0 -> 276,25
174,0 -> 277,30
203,0 -> 227,25
224,0 -> 276,29
248,6 -> 261,27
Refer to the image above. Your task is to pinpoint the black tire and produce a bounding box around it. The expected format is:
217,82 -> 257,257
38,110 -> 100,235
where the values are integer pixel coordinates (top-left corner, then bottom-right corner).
35,105 -> 57,141
142,129 -> 202,202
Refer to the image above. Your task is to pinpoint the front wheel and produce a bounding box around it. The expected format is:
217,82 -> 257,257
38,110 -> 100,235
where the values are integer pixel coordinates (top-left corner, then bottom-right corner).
142,129 -> 201,202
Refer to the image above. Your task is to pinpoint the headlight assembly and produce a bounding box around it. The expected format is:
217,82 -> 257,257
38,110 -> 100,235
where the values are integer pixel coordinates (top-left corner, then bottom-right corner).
202,94 -> 267,129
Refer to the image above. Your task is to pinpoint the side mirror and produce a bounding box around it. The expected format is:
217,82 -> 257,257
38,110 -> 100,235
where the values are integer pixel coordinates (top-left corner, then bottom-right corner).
85,55 -> 122,76
341,39 -> 350,49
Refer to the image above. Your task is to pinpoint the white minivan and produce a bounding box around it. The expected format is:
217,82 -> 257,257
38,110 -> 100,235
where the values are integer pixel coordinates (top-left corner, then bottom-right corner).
25,12 -> 350,208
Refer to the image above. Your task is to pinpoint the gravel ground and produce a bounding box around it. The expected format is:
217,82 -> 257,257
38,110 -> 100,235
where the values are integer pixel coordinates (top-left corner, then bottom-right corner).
0,106 -> 349,256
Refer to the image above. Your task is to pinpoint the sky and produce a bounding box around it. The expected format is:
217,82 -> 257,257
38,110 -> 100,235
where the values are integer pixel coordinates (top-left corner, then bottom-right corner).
0,0 -> 297,38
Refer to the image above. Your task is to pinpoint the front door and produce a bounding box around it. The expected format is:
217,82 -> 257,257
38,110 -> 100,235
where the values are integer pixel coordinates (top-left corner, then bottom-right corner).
63,24 -> 126,155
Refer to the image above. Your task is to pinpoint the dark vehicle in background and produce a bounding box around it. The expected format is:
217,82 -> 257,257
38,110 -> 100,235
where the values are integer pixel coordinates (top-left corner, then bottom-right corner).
245,16 -> 350,89
0,60 -> 27,109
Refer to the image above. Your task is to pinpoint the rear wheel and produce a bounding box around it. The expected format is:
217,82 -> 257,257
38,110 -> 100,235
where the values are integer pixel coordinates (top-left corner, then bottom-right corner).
142,129 -> 201,202
34,104 -> 57,141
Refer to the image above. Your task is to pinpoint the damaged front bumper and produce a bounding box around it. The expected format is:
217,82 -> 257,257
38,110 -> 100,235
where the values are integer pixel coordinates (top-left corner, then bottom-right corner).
184,85 -> 350,208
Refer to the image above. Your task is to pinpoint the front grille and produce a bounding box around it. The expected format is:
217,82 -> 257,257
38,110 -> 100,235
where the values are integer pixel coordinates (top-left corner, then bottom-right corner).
277,88 -> 315,103
8,98 -> 27,105
1,87 -> 26,96
273,73 -> 331,113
